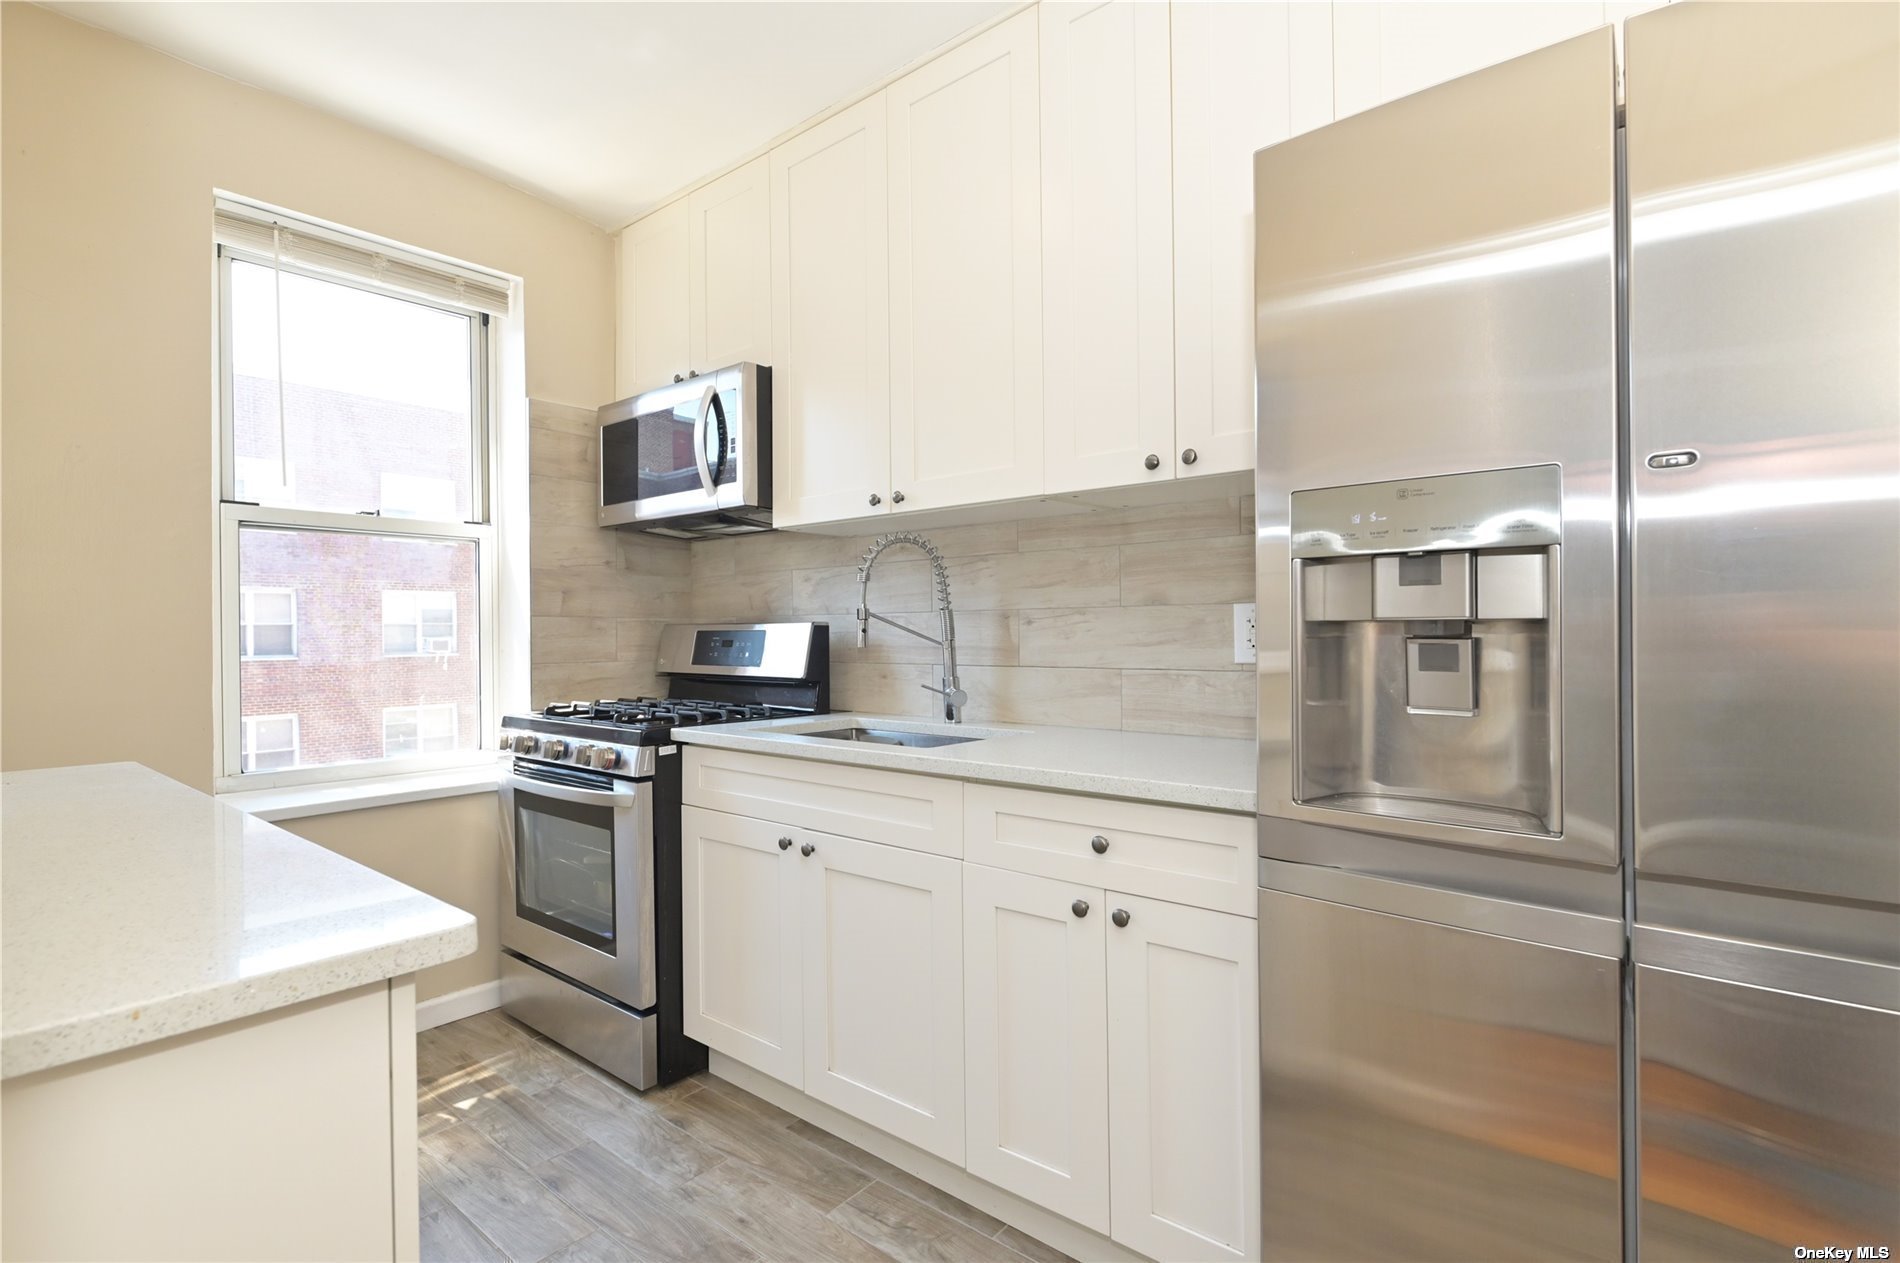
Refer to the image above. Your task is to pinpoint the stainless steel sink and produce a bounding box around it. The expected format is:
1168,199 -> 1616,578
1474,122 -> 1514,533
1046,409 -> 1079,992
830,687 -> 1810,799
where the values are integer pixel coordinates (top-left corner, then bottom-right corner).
803,727 -> 982,748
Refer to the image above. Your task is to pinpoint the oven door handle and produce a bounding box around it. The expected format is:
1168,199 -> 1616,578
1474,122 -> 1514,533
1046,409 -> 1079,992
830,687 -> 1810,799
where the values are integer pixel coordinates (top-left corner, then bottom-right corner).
505,770 -> 639,809
692,382 -> 719,495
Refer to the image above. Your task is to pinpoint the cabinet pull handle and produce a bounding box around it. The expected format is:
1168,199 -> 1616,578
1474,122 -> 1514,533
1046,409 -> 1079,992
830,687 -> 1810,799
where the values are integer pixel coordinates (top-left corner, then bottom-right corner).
800,842 -> 816,857
778,837 -> 793,851
1181,448 -> 1198,465
868,493 -> 882,507
1072,899 -> 1090,918
1144,453 -> 1161,471
1090,834 -> 1109,854
1111,908 -> 1131,928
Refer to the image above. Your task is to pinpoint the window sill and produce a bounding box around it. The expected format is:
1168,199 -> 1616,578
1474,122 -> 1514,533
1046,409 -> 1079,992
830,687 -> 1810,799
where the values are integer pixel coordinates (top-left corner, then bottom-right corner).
219,763 -> 501,822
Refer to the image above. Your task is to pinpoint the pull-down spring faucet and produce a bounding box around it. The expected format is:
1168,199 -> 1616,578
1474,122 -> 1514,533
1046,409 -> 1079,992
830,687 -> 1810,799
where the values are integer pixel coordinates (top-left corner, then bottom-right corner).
855,532 -> 967,722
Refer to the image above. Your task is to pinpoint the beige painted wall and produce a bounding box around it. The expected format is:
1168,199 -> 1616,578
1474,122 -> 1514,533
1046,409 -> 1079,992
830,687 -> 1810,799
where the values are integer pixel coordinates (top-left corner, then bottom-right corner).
688,497 -> 1259,738
280,794 -> 503,1003
0,4 -> 614,788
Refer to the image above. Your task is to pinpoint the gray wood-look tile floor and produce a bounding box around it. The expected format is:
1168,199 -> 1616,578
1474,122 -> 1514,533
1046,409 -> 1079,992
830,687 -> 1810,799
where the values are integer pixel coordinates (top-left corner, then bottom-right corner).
417,1012 -> 1075,1263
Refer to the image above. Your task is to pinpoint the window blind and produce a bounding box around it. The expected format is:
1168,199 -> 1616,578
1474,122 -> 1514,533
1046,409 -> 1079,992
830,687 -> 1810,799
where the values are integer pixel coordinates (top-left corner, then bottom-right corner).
213,197 -> 513,317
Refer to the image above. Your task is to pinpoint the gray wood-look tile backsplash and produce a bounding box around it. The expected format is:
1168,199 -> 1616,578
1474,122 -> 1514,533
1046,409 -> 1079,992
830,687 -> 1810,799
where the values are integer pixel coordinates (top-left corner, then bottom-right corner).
530,399 -> 1257,737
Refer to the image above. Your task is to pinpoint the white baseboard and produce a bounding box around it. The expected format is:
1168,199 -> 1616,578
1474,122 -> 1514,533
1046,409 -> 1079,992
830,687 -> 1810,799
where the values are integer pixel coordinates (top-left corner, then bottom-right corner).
416,979 -> 502,1032
708,1052 -> 1145,1263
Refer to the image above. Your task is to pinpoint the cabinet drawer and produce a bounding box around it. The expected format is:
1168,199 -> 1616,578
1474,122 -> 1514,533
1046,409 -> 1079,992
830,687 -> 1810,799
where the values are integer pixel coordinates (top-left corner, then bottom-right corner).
682,747 -> 963,858
965,785 -> 1254,916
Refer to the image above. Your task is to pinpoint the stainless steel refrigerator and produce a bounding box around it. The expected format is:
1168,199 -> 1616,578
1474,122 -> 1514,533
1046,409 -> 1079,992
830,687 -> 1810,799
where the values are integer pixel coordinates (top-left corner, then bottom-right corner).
1253,5 -> 1898,1259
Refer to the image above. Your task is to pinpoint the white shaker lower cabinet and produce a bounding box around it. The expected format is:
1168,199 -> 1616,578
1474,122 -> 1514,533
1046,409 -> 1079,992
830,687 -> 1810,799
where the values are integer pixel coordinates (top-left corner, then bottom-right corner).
964,863 -> 1112,1233
681,806 -> 805,1087
1104,892 -> 1260,1263
802,833 -> 965,1162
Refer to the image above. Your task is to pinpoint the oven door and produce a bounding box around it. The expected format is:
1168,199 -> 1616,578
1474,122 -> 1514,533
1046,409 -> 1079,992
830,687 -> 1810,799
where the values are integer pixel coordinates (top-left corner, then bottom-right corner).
499,764 -> 655,1011
599,374 -> 734,527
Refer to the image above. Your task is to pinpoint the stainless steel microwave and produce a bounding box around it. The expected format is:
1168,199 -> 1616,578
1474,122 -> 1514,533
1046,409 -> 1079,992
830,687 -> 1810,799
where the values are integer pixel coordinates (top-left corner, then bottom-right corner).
597,362 -> 772,538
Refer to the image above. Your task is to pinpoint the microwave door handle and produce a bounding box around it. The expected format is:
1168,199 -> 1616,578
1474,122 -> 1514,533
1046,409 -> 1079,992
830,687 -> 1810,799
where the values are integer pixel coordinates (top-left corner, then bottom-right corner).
693,382 -> 719,495
506,770 -> 638,809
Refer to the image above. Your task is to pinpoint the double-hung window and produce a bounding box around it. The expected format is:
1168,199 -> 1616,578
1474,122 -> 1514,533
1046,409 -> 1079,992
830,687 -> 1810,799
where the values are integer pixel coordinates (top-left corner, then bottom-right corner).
215,195 -> 511,788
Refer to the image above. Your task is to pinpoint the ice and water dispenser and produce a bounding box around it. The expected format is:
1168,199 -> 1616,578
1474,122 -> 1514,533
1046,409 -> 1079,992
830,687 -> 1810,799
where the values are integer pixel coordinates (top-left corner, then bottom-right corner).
1291,466 -> 1564,837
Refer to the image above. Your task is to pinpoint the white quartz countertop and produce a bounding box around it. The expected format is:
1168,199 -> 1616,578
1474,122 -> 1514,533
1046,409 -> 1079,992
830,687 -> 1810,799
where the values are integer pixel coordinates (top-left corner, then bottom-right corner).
1,763 -> 477,1079
671,715 -> 1258,813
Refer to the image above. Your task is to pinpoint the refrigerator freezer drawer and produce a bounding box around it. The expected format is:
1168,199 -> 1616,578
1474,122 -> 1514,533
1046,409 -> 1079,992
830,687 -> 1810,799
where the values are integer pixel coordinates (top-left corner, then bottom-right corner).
1259,885 -> 1621,1261
1636,944 -> 1900,1261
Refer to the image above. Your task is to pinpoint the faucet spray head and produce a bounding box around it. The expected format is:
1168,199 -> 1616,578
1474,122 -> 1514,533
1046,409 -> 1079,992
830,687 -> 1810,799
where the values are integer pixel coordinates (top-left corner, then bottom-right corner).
855,606 -> 869,648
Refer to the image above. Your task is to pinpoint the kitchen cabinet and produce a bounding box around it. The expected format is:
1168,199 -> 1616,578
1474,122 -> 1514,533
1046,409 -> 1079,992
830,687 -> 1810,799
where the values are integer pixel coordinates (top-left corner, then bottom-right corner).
615,198 -> 689,399
1040,1 -> 1176,494
887,8 -> 1044,513
1172,1 -> 1333,483
681,806 -> 805,1086
615,158 -> 772,401
688,156 -> 772,374
963,863 -> 1111,1233
769,94 -> 893,529
1332,3 -> 1621,119
1104,892 -> 1259,1263
680,803 -> 965,1162
801,831 -> 964,1162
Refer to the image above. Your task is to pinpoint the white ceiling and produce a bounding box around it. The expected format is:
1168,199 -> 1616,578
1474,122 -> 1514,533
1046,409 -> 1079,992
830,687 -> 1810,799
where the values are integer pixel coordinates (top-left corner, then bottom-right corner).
43,1 -> 1012,230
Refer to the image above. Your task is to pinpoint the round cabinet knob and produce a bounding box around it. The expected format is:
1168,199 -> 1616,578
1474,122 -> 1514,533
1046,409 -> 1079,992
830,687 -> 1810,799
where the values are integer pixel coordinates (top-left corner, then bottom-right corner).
1072,899 -> 1090,918
892,491 -> 906,504
591,747 -> 620,770
1181,448 -> 1198,465
1144,453 -> 1161,471
778,837 -> 793,851
687,369 -> 699,378
539,738 -> 568,759
1090,834 -> 1109,854
1111,908 -> 1131,928
869,493 -> 882,507
800,842 -> 816,857
673,373 -> 684,383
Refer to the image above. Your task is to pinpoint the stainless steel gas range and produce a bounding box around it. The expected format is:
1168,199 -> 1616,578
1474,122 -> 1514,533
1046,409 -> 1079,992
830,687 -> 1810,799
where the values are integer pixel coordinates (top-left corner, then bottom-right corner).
496,622 -> 830,1090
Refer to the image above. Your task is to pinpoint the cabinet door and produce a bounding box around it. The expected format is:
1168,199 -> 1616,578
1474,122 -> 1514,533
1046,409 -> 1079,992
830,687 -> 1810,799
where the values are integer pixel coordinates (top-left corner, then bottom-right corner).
680,807 -> 803,1087
800,832 -> 965,1162
1171,2 -> 1329,481
688,156 -> 771,373
888,9 -> 1043,512
1332,3 -> 1609,119
1106,893 -> 1259,1262
769,95 -> 892,528
1040,1 -> 1175,494
616,199 -> 690,399
964,864 -> 1110,1233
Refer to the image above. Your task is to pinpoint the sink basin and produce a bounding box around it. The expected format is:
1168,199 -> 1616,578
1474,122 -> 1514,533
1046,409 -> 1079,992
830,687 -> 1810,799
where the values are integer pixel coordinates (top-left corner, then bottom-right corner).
803,727 -> 983,749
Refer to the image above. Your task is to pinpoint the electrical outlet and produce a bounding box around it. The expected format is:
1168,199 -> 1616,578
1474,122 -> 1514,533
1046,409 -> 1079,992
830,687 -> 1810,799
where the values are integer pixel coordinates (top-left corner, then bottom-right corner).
1234,602 -> 1257,665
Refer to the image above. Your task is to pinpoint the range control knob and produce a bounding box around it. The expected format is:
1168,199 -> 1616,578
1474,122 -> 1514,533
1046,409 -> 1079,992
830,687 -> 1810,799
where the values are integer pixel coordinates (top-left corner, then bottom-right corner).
590,747 -> 620,770
498,735 -> 511,750
511,734 -> 537,754
573,744 -> 596,765
539,738 -> 568,760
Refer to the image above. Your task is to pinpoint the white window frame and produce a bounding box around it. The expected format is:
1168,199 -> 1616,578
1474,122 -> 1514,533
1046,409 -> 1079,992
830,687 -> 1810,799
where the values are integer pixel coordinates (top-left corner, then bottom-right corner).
239,713 -> 301,772
239,586 -> 298,660
382,589 -> 459,657
213,204 -> 507,793
381,704 -> 460,757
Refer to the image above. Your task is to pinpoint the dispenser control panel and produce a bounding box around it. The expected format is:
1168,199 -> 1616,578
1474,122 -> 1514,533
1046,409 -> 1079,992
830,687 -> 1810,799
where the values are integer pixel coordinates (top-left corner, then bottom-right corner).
1290,465 -> 1562,558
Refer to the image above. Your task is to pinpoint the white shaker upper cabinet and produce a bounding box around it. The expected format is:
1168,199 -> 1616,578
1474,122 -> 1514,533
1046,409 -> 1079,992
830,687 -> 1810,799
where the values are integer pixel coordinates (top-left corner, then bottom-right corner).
769,94 -> 893,529
1040,1 -> 1176,495
1172,2 -> 1333,482
687,155 -> 772,374
888,9 -> 1044,513
1332,3 -> 1612,118
615,198 -> 690,399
